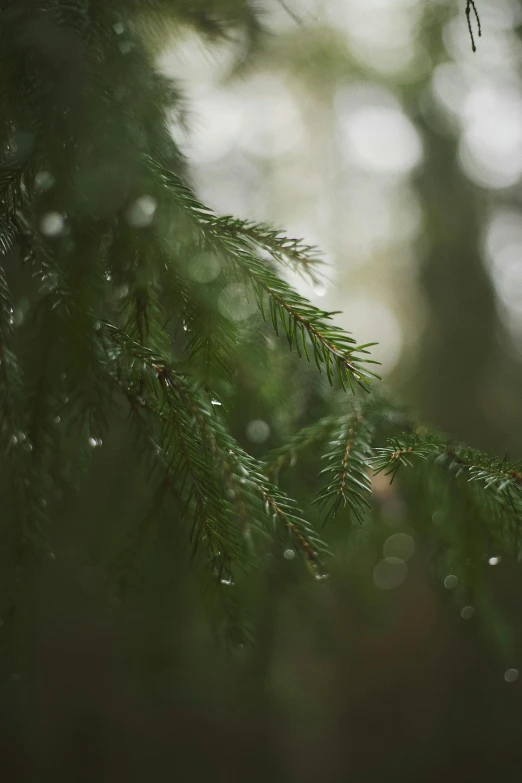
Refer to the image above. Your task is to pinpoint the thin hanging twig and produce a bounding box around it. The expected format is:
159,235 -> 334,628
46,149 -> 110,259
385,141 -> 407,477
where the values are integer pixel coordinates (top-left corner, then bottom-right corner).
466,0 -> 482,53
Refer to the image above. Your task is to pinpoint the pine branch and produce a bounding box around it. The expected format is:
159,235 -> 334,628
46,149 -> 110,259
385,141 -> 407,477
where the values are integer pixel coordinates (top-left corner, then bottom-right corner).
374,430 -> 522,511
217,216 -> 323,284
151,162 -> 380,392
103,322 -> 330,569
221,442 -> 329,567
112,392 -> 252,645
237,251 -> 379,392
373,431 -> 441,483
314,408 -> 374,523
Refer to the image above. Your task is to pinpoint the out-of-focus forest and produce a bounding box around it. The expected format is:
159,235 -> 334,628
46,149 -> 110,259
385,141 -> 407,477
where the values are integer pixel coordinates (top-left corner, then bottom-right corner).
3,1 -> 522,780
164,0 -> 522,456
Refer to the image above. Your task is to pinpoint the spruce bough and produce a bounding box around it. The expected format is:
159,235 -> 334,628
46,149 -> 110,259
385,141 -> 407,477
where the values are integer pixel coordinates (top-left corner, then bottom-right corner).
0,0 -> 510,651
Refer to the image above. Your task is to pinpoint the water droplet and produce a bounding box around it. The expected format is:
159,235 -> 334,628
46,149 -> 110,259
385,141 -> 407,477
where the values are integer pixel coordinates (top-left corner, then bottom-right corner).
460,605 -> 474,619
88,437 -> 102,448
113,21 -> 124,34
315,573 -> 329,581
220,577 -> 234,586
505,668 -> 519,683
9,435 -> 18,447
313,283 -> 326,297
246,420 -> 270,444
125,195 -> 157,228
53,415 -> 61,424
373,557 -> 408,590
488,556 -> 502,566
283,549 -> 295,560
383,533 -> 415,562
444,574 -> 458,590
40,212 -> 64,237
211,400 -> 222,406
48,552 -> 56,561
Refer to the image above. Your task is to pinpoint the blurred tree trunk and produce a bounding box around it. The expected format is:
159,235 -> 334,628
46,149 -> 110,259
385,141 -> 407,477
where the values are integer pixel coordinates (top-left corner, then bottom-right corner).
409,124 -> 500,451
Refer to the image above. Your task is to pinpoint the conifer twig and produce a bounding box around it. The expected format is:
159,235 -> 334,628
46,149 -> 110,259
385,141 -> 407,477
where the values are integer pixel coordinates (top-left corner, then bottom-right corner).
150,160 -> 380,392
103,322 -> 330,568
315,410 -> 373,523
466,0 -> 481,53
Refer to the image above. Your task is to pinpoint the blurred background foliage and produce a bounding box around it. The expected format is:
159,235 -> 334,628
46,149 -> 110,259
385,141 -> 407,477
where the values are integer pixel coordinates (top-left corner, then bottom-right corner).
3,0 -> 522,779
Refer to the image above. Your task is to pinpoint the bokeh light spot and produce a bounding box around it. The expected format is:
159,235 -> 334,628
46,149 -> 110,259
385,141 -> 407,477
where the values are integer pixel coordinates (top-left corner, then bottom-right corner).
246,420 -> 270,444
188,253 -> 221,284
218,283 -> 257,322
383,532 -> 415,561
373,557 -> 408,590
40,212 -> 64,237
340,105 -> 422,176
125,195 -> 157,228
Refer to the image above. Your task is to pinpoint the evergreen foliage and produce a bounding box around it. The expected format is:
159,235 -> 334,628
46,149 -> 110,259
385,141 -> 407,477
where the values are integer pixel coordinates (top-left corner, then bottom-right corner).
3,3 -> 522,779
0,0 -> 376,647
0,0 -> 512,660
